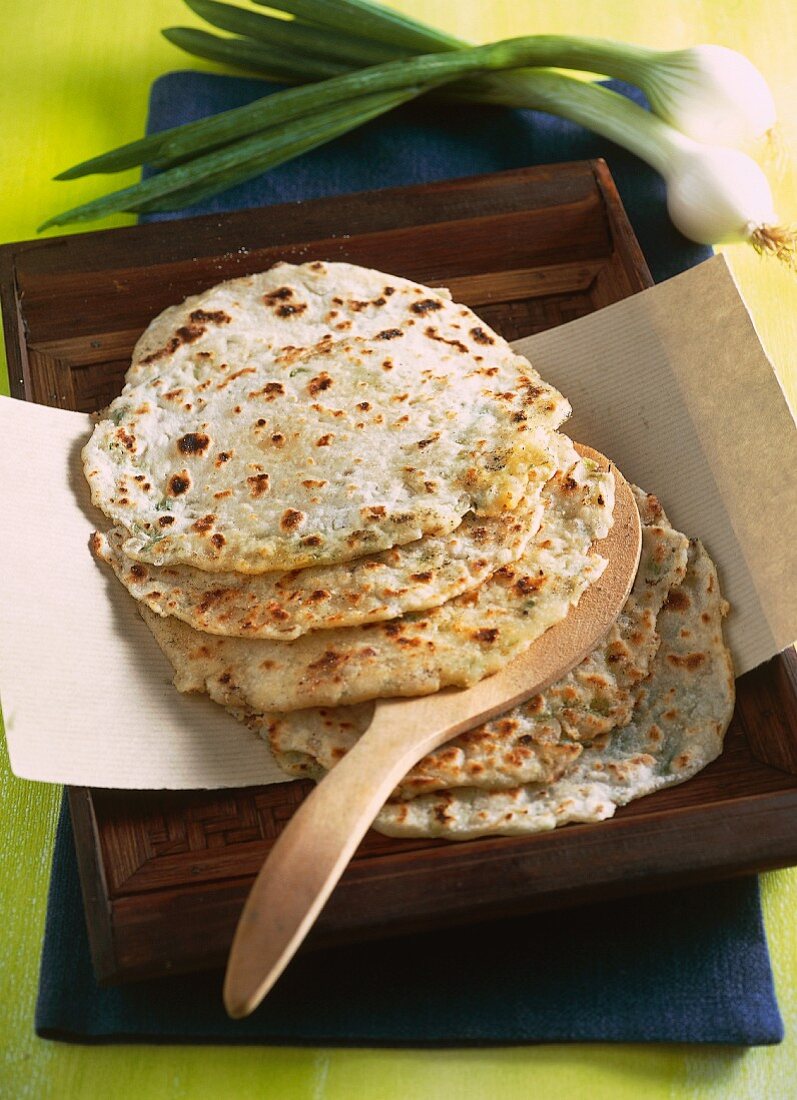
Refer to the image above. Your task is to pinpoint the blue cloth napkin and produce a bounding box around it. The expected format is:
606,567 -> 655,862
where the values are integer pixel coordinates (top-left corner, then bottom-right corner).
36,71 -> 783,1046
38,799 -> 782,1045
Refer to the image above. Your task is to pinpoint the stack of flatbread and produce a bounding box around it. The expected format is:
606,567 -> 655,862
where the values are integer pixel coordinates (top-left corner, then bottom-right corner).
84,261 -> 734,839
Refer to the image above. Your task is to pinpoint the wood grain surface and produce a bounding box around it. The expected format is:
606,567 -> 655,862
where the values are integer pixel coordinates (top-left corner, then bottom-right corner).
2,3 -> 796,1099
1,160 -> 646,409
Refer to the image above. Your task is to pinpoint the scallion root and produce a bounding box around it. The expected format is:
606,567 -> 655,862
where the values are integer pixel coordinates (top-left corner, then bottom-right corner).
750,223 -> 797,269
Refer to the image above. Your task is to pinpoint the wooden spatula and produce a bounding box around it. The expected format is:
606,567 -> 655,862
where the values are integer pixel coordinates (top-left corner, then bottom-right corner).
223,445 -> 641,1018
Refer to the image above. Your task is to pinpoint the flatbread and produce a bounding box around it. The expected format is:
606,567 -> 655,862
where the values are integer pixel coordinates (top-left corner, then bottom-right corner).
374,537 -> 733,838
139,434 -> 614,711
92,491 -> 545,640
261,488 -> 690,796
83,261 -> 569,573
128,262 -> 456,383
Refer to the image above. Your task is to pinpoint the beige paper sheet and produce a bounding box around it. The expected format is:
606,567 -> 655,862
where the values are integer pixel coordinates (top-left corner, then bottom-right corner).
0,255 -> 795,789
518,255 -> 797,672
0,400 -> 287,788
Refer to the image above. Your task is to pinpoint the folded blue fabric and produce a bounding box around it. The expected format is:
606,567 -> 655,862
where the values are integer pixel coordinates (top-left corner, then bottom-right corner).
36,71 -> 783,1046
38,800 -> 782,1045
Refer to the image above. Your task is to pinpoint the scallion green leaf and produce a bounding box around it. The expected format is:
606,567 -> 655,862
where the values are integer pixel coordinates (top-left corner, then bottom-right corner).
185,0 -> 409,64
56,38 -> 505,180
162,26 -> 350,80
249,0 -> 463,53
40,85 -> 432,229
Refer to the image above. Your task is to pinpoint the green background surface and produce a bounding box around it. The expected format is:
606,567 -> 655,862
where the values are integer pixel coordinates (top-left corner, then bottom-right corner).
1,2 -> 796,1097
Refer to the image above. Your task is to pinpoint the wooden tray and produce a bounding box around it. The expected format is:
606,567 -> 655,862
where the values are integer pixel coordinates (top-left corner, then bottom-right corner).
3,161 -> 797,985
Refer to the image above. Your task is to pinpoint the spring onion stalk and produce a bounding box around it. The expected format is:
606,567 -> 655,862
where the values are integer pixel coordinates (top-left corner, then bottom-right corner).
249,0 -> 461,53
39,86 -> 431,229
57,33 -> 773,180
241,0 -> 778,148
161,27 -> 351,82
184,0 -> 409,65
478,70 -> 791,257
168,19 -> 779,152
55,16 -> 780,178
56,37 -> 625,180
469,42 -> 778,149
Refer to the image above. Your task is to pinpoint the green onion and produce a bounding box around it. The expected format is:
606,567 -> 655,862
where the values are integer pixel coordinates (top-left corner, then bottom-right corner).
161,27 -> 350,81
40,85 -> 430,229
163,21 -> 776,154
54,36 -> 659,182
45,0 -> 792,261
249,0 -> 462,53
210,0 -> 778,150
184,0 -> 409,65
54,38 -> 544,180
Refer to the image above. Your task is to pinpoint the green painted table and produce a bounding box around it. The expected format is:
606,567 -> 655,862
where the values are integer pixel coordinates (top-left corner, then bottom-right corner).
2,2 -> 795,1096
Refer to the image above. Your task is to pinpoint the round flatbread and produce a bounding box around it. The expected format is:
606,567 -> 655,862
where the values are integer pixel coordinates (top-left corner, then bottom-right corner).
83,261 -> 569,573
92,491 -> 546,640
260,488 -> 690,797
128,262 -> 457,383
374,537 -> 733,838
138,435 -> 614,711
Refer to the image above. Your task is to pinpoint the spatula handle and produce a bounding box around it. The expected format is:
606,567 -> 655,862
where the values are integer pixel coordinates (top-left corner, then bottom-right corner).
223,698 -> 437,1019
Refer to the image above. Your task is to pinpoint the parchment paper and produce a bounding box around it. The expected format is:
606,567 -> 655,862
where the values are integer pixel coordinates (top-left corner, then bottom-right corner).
1,255 -> 794,788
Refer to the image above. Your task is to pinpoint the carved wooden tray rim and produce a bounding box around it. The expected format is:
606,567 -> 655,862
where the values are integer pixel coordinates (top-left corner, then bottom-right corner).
2,159 -> 796,985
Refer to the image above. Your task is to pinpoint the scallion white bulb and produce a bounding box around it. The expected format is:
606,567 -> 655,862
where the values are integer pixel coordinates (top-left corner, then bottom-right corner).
663,144 -> 778,244
643,45 -> 776,147
484,69 -> 793,262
